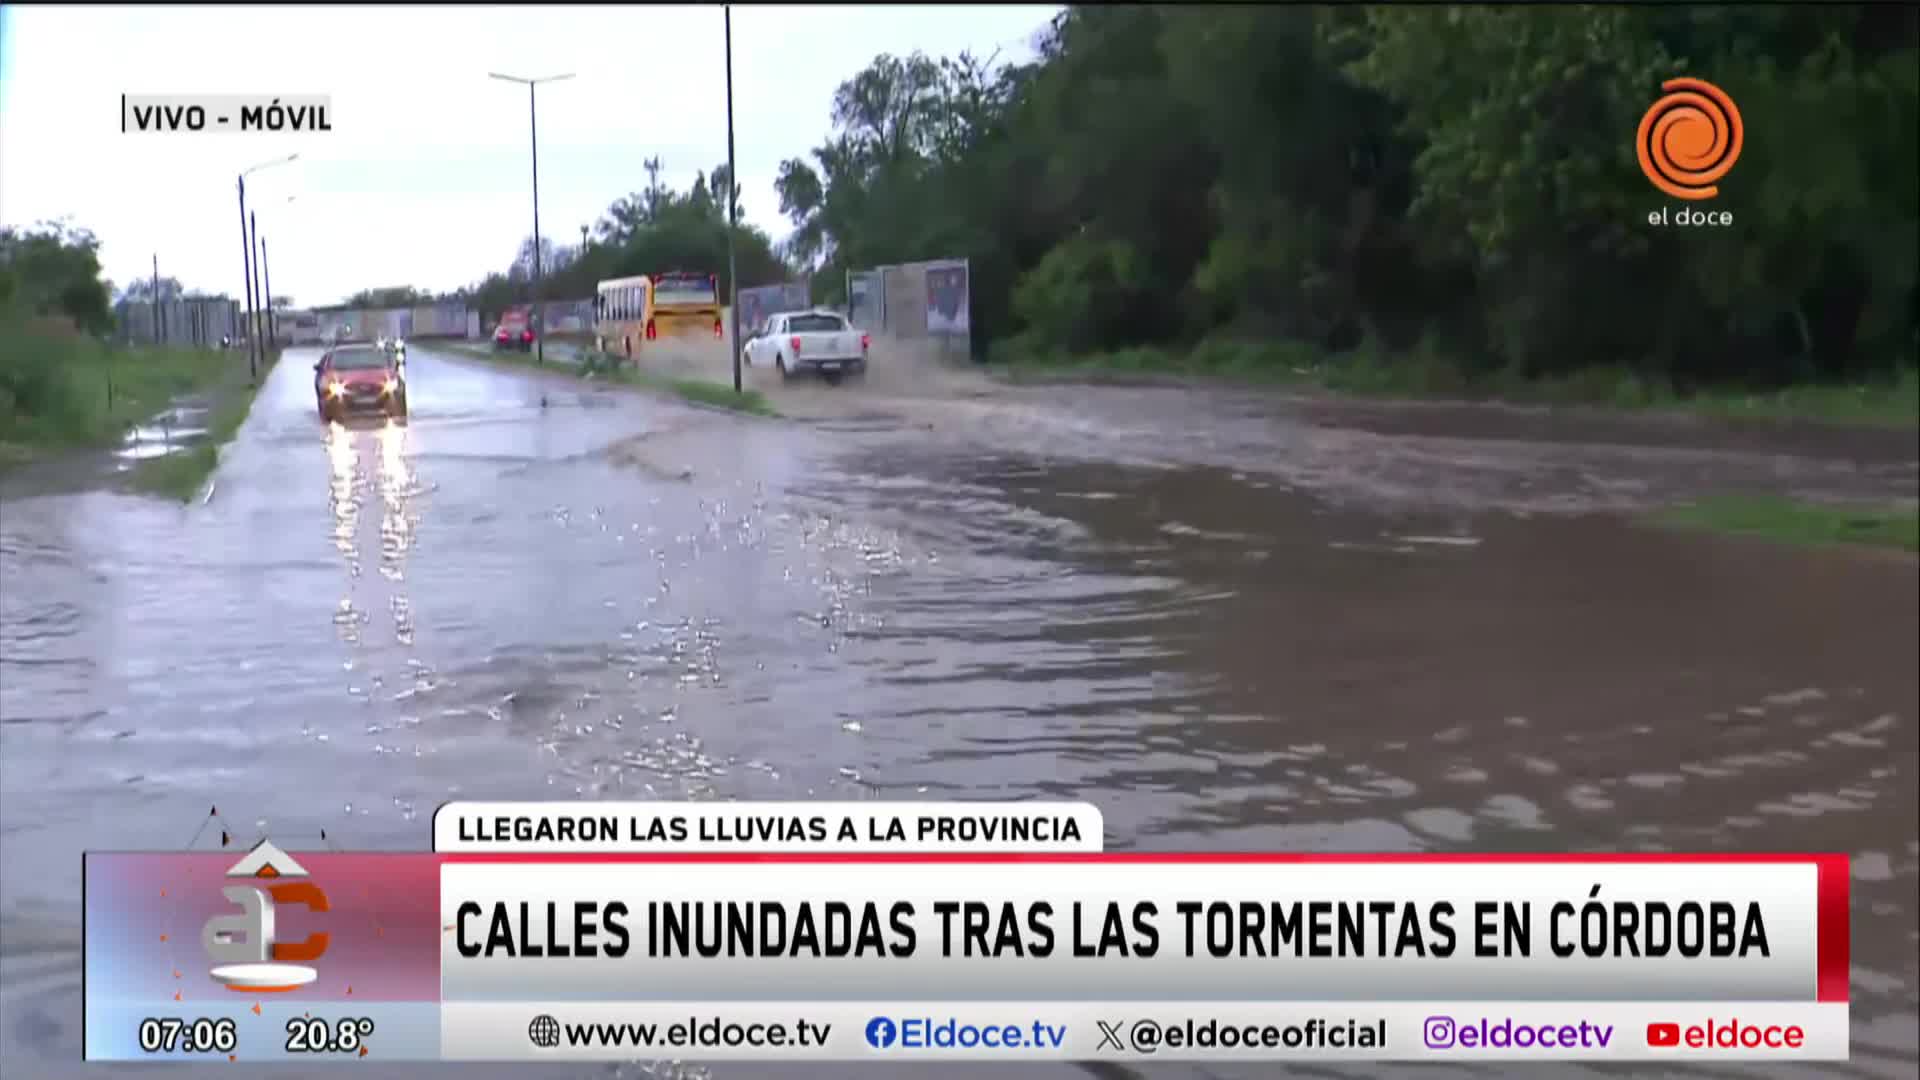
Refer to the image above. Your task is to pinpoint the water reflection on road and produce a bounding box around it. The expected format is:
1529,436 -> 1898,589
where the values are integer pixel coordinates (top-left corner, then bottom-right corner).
0,345 -> 1913,1080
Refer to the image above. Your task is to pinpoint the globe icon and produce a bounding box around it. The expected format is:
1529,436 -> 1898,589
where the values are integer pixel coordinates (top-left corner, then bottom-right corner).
528,1015 -> 561,1049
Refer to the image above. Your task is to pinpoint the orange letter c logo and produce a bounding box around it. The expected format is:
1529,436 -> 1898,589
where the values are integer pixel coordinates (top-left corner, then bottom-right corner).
266,881 -> 331,963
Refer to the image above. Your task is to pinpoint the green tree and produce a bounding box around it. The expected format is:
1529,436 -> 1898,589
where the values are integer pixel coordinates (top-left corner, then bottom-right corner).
0,221 -> 113,334
343,286 -> 433,309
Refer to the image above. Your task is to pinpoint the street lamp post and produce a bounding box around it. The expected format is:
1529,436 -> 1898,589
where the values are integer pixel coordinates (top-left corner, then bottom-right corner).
249,210 -> 264,358
490,71 -> 574,366
237,153 -> 298,380
725,6 -> 741,394
259,230 -> 274,349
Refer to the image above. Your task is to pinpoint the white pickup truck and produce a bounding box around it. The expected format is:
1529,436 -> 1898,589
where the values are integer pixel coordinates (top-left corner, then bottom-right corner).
743,310 -> 869,384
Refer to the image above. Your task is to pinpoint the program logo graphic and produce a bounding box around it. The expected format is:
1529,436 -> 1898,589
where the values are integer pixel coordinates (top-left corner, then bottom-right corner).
1636,77 -> 1744,201
200,840 -> 330,992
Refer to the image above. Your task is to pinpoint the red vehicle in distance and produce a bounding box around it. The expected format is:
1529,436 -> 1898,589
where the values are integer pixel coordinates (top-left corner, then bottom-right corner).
493,306 -> 535,352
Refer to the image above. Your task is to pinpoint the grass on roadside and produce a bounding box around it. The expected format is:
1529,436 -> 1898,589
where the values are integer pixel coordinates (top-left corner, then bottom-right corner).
1651,495 -> 1918,553
0,314 -> 253,464
126,356 -> 273,501
995,337 -> 1920,431
442,341 -> 777,417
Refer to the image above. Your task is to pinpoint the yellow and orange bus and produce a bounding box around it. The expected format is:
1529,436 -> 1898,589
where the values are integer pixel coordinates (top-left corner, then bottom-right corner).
594,271 -> 724,359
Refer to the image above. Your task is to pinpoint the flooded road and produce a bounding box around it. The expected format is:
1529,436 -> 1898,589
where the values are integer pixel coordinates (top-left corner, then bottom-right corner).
1,343 -> 1915,1079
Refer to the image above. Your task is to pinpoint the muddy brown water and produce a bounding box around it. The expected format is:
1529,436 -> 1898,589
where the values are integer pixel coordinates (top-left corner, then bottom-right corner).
1,343 -> 1914,1080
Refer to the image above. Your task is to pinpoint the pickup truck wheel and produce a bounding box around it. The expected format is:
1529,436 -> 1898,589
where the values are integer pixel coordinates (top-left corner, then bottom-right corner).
776,355 -> 792,382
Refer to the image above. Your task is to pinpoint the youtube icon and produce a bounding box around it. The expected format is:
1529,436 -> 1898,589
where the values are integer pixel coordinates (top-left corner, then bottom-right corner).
1646,1019 -> 1807,1051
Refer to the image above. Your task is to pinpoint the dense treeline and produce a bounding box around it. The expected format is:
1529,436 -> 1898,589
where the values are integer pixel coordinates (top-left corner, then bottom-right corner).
0,222 -> 114,335
448,165 -> 788,325
774,5 -> 1918,388
0,223 -> 248,455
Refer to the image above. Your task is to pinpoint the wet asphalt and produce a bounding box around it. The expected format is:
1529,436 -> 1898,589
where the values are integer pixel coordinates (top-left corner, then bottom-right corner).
0,342 -> 1914,1079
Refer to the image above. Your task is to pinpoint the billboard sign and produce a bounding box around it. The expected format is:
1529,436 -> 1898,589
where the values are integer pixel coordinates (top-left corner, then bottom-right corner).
924,260 -> 969,335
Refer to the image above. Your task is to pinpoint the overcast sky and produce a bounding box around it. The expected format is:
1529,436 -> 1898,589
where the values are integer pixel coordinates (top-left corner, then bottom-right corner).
0,4 -> 1056,307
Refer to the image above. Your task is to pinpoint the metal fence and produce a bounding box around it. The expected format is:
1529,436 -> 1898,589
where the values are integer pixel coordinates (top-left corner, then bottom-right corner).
302,304 -> 478,342
848,258 -> 971,359
737,280 -> 811,336
115,297 -> 244,348
536,299 -> 597,335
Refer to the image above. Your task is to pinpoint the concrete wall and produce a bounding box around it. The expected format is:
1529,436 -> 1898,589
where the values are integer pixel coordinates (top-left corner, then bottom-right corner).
284,309 -> 324,345
407,304 -> 471,338
308,304 -> 478,342
856,258 -> 971,359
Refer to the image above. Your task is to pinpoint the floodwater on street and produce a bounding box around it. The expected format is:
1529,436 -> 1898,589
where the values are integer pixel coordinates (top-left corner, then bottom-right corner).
1,343 -> 1915,1080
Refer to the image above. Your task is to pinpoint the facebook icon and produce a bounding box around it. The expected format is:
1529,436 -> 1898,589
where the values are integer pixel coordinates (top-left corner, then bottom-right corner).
866,1017 -> 898,1049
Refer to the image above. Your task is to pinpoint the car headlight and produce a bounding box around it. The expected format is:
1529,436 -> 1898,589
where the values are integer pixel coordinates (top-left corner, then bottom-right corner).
326,381 -> 345,396
383,378 -> 398,394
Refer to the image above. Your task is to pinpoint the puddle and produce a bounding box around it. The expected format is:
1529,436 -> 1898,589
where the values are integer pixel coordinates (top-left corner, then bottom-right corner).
117,426 -> 209,460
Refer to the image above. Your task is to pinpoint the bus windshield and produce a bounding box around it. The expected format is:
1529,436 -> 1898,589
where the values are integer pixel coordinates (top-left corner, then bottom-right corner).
653,275 -> 716,307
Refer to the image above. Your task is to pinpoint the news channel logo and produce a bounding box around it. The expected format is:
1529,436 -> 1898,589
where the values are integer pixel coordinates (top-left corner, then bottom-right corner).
1636,77 -> 1742,201
199,840 -> 330,992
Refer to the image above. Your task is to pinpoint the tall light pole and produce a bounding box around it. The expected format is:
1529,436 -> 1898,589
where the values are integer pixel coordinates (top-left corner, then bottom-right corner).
237,152 -> 298,380
490,71 -> 573,366
259,229 -> 275,350
249,210 -> 264,358
725,6 -> 741,393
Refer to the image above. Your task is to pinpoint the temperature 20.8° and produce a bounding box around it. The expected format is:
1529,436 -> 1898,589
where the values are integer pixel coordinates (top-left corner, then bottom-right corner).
285,1016 -> 376,1054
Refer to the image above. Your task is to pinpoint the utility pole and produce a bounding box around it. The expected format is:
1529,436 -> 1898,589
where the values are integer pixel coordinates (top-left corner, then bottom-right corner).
237,153 -> 297,381
490,71 -> 573,366
260,232 -> 275,350
529,83 -> 542,364
238,176 -> 255,374
250,210 -> 265,362
151,253 -> 162,345
725,5 -> 741,394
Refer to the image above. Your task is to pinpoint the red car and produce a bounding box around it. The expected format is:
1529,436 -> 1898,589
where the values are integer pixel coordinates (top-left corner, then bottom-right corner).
314,344 -> 407,422
494,311 -> 535,351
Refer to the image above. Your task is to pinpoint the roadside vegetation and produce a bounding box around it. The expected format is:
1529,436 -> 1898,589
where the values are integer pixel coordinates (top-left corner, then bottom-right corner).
996,340 -> 1920,429
1,221 -> 266,498
1652,496 -> 1919,553
760,7 -> 1916,425
440,341 -> 776,418
126,353 -> 274,501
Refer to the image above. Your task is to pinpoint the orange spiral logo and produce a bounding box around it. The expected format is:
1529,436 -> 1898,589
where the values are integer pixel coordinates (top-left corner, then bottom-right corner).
1636,77 -> 1743,200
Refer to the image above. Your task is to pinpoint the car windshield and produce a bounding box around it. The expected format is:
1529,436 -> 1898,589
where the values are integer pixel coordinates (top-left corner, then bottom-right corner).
330,348 -> 388,371
788,314 -> 845,332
